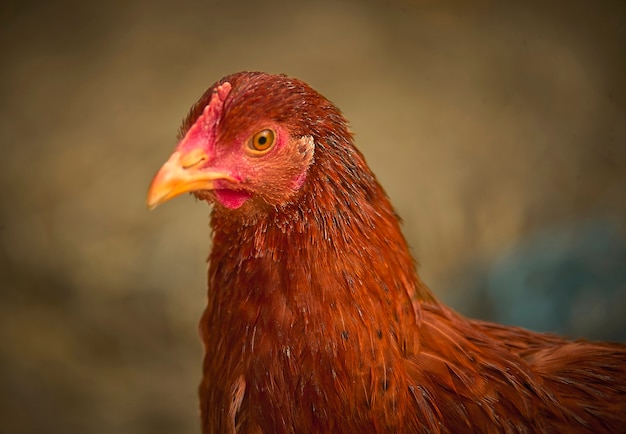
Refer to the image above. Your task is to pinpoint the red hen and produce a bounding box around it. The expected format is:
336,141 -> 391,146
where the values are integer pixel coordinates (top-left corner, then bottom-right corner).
147,72 -> 626,433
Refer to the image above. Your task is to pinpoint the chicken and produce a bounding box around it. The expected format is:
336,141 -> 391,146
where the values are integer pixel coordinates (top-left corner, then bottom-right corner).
146,72 -> 626,433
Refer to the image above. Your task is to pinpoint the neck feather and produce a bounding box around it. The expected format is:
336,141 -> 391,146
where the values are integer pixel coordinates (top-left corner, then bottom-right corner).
207,137 -> 435,346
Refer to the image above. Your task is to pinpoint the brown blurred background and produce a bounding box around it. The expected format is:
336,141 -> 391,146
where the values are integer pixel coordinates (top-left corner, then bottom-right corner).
1,0 -> 625,432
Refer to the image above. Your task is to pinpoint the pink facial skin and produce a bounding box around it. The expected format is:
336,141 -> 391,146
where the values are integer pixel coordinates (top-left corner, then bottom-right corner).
177,81 -> 311,210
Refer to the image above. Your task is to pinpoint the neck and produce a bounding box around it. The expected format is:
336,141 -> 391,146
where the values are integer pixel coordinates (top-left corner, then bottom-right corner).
200,137 -> 441,430
206,138 -> 435,349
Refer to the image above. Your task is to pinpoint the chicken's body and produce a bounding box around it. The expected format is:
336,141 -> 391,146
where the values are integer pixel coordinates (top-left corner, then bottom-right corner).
147,72 -> 626,433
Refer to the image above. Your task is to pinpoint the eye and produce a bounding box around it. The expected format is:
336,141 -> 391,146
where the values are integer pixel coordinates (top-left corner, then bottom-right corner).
248,129 -> 275,152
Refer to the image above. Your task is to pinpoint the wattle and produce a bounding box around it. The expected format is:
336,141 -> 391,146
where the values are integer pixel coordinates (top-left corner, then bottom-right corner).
214,189 -> 252,209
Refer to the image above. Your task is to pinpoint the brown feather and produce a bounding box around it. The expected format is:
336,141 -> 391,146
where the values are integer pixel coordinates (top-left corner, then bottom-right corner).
154,72 -> 626,433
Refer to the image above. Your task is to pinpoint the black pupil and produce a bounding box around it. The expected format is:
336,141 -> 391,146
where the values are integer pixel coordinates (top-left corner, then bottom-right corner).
257,135 -> 267,145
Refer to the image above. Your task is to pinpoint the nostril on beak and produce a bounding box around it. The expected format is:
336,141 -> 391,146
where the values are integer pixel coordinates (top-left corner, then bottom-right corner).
180,148 -> 209,169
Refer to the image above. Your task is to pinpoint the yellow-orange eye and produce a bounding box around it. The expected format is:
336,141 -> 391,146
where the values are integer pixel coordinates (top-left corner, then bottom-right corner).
249,129 -> 275,152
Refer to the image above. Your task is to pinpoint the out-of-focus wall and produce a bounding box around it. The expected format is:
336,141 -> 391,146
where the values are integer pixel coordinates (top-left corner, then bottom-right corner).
1,0 -> 624,432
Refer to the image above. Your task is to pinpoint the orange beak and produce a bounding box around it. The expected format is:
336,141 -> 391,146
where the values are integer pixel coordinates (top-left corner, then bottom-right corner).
146,148 -> 234,209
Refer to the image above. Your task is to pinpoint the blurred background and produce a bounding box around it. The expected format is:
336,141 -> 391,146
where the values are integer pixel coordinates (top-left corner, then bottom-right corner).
1,0 -> 625,432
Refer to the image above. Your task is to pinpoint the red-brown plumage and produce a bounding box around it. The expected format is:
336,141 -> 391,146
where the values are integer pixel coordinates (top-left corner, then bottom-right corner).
147,72 -> 626,433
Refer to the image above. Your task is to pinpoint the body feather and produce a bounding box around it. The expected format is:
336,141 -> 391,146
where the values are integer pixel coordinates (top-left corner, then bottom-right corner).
149,72 -> 626,433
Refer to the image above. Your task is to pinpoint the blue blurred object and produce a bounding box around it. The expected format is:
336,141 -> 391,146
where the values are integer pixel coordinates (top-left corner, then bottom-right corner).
485,219 -> 626,341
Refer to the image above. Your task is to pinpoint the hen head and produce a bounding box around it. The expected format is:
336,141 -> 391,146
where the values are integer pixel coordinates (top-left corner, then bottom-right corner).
147,72 -> 351,213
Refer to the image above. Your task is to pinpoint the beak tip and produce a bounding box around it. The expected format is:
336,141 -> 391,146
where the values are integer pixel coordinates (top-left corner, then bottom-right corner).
146,187 -> 163,210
